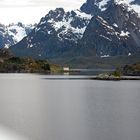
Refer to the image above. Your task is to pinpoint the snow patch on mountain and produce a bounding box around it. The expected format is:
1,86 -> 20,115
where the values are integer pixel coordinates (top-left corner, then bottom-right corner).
74,10 -> 92,19
4,44 -> 10,49
131,4 -> 140,14
101,54 -> 110,58
120,31 -> 130,37
115,0 -> 135,5
113,23 -> 118,27
6,23 -> 34,46
95,0 -> 111,11
115,0 -> 140,15
7,25 -> 27,43
46,9 -> 92,40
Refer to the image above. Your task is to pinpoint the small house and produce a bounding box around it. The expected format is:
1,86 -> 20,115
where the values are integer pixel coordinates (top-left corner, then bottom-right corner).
63,67 -> 70,71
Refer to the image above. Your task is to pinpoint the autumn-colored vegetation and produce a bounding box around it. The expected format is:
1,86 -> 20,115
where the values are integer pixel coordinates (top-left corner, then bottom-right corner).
0,49 -> 62,73
122,63 -> 140,76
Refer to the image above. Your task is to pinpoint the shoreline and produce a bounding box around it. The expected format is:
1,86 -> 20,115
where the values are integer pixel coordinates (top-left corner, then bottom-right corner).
0,73 -> 140,80
91,76 -> 140,81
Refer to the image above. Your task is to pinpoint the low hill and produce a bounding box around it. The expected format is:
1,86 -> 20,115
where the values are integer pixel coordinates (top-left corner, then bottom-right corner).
122,63 -> 140,76
0,49 -> 62,73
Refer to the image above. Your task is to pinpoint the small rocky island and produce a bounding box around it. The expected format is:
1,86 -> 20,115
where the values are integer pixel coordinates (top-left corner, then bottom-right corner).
96,73 -> 121,81
95,63 -> 140,81
0,49 -> 62,73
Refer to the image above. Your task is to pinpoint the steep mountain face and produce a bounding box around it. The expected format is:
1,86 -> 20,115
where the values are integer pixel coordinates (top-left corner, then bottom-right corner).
0,23 -> 34,49
10,0 -> 140,66
80,0 -> 140,57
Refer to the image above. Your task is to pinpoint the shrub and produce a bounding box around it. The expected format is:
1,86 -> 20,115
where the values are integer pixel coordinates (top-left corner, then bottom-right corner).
112,70 -> 122,77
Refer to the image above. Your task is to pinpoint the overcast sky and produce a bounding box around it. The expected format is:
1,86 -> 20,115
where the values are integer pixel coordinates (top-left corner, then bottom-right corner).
0,0 -> 85,25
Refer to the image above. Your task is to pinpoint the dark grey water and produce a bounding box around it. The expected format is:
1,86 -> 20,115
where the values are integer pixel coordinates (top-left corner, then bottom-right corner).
69,69 -> 115,75
0,74 -> 140,140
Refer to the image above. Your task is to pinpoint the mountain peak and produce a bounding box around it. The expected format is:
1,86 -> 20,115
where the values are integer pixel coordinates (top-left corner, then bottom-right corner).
48,8 -> 65,17
80,0 -> 113,14
45,8 -> 65,22
80,0 -> 96,14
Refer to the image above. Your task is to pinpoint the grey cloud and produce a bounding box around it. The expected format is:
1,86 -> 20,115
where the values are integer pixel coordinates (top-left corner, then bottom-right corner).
28,0 -> 84,7
0,0 -> 85,8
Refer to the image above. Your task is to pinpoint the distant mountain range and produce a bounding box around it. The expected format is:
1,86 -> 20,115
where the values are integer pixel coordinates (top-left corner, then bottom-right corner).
2,0 -> 140,68
0,23 -> 34,49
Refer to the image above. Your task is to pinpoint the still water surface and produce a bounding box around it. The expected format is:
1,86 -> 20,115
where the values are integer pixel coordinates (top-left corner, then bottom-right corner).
0,74 -> 140,140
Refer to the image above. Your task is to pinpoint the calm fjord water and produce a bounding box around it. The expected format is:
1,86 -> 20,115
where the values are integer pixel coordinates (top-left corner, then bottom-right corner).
0,74 -> 140,140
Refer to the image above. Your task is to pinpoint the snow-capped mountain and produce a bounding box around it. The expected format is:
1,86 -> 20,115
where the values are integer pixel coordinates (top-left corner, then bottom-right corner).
10,0 -> 140,62
80,0 -> 140,57
35,8 -> 92,44
11,8 -> 92,58
0,23 -> 34,49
